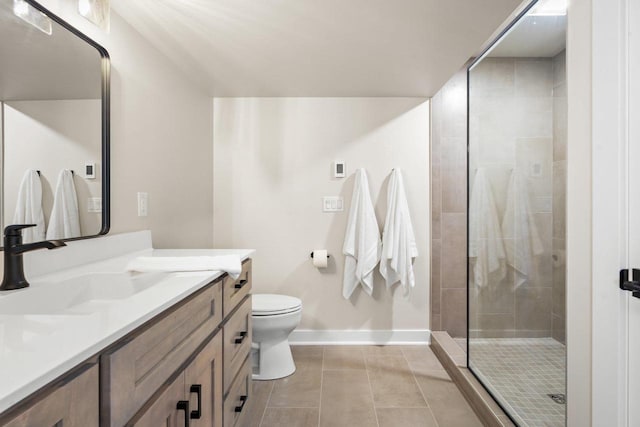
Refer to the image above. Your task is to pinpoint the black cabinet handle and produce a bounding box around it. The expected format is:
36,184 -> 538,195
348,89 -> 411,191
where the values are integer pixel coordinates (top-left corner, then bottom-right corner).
234,279 -> 248,289
234,331 -> 248,344
234,395 -> 248,413
189,384 -> 202,419
177,400 -> 190,427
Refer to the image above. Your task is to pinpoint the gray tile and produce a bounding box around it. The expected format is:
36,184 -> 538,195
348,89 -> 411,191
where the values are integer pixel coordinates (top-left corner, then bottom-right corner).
268,363 -> 322,408
431,239 -> 441,317
468,337 -> 566,427
366,355 -> 427,407
515,286 -> 552,333
261,408 -> 319,427
320,370 -> 377,427
441,213 -> 467,289
245,380 -> 274,427
376,408 -> 438,427
415,369 -> 483,427
323,346 -> 365,370
441,289 -> 467,338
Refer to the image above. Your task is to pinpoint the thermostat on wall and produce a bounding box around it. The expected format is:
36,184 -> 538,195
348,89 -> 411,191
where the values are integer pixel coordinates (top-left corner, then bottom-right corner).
85,162 -> 96,179
334,161 -> 346,178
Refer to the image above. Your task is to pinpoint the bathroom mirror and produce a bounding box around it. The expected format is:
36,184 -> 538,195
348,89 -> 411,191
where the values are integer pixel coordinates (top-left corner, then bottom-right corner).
0,0 -> 109,246
467,0 -> 567,425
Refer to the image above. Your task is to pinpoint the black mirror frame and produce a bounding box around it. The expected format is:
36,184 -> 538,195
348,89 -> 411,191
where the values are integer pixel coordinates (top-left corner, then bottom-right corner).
3,0 -> 111,245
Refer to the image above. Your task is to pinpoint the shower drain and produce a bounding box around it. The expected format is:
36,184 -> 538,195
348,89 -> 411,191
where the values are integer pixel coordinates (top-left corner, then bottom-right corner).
547,393 -> 566,404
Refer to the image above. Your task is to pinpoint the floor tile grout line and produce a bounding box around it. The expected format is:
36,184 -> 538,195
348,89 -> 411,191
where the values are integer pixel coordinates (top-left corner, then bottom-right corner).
401,346 -> 441,427
317,346 -> 324,427
363,349 -> 380,427
258,381 -> 276,427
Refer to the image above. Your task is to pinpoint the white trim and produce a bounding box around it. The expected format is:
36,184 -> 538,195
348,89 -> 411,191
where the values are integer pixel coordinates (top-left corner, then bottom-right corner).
590,0 -> 630,425
566,0 -> 593,425
288,329 -> 431,346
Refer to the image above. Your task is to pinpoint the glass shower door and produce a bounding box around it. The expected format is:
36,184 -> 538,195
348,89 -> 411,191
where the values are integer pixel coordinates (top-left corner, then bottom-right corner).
467,1 -> 567,425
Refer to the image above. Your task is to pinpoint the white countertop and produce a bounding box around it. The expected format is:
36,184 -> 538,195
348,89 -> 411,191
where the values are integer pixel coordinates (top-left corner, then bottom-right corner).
0,246 -> 254,414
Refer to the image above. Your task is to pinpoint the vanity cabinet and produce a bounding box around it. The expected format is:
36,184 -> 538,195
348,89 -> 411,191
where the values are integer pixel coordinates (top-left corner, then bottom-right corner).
0,363 -> 99,427
0,258 -> 253,427
103,258 -> 252,427
130,332 -> 223,427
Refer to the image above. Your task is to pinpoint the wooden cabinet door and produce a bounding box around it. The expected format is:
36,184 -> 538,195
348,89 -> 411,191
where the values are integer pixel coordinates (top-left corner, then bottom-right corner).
2,364 -> 99,427
130,372 -> 186,427
184,331 -> 223,427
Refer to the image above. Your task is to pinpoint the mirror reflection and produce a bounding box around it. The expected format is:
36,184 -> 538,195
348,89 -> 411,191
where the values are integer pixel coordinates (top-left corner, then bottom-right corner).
0,0 -> 105,244
467,0 -> 567,425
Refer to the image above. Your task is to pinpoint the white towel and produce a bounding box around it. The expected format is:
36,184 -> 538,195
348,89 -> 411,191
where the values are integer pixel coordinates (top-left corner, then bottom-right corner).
501,170 -> 544,287
46,170 -> 80,240
468,168 -> 506,288
126,255 -> 242,279
342,168 -> 381,299
13,170 -> 45,243
379,169 -> 418,294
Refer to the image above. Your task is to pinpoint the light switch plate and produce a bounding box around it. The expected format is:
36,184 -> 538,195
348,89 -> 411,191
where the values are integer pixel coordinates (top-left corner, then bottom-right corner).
87,197 -> 102,213
323,196 -> 344,212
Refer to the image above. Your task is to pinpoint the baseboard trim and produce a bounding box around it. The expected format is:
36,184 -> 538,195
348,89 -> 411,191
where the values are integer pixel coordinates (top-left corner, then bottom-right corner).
289,329 -> 431,345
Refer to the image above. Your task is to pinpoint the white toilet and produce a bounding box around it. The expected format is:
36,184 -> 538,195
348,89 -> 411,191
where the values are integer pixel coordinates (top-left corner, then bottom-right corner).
251,294 -> 302,381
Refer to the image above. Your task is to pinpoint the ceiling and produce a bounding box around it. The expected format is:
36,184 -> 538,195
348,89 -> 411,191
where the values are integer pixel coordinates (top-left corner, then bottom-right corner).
111,0 -> 524,97
489,15 -> 566,58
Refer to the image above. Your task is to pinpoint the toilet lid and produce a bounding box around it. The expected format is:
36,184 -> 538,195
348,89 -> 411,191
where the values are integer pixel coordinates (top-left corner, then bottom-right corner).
252,294 -> 302,316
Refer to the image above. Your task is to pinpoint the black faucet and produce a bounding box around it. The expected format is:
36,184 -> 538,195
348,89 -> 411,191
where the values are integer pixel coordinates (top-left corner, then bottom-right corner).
0,224 -> 66,291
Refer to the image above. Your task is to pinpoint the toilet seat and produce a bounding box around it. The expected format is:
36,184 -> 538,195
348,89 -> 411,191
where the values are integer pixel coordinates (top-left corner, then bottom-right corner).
252,294 -> 302,316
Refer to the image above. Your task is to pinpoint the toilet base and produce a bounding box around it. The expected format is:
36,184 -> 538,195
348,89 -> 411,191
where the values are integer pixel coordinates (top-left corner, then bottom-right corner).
252,339 -> 296,381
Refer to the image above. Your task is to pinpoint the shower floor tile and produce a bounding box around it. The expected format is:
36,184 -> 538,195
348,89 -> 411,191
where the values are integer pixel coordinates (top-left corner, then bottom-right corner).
469,338 -> 566,427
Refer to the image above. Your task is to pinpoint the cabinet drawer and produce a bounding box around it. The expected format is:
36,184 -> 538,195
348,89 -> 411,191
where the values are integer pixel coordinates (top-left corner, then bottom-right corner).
2,363 -> 98,427
223,259 -> 252,318
223,296 -> 252,393
101,281 -> 223,427
222,357 -> 251,427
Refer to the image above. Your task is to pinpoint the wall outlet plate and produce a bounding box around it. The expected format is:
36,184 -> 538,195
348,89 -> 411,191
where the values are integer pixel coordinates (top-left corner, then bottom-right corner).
137,192 -> 148,217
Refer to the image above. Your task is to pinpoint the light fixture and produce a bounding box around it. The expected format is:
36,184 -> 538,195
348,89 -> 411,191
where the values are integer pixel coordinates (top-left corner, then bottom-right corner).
78,0 -> 110,32
529,0 -> 567,16
13,0 -> 52,35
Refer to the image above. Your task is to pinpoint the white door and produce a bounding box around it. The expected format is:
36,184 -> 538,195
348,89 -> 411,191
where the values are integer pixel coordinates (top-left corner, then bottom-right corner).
628,0 -> 640,424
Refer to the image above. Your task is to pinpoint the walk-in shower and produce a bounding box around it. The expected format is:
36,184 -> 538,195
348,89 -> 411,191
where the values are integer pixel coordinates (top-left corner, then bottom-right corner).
467,0 -> 567,425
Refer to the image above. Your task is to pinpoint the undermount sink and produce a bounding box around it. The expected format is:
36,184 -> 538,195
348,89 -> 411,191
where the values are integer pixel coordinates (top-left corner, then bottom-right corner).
0,272 -> 169,316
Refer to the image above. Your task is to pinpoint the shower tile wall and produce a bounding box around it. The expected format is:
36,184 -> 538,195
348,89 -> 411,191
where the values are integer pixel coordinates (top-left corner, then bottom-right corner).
552,51 -> 567,344
468,57 -> 565,339
431,69 -> 468,337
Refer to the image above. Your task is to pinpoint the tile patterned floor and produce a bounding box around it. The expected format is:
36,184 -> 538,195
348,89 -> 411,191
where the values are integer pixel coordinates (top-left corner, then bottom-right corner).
244,345 -> 482,427
468,338 -> 566,427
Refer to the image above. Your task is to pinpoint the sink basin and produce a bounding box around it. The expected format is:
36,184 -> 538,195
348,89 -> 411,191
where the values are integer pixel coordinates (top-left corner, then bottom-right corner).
0,272 -> 168,315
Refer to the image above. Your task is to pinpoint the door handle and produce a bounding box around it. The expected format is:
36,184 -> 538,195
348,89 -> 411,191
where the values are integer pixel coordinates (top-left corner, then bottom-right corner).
177,400 -> 190,427
620,269 -> 640,298
234,279 -> 248,289
189,384 -> 202,419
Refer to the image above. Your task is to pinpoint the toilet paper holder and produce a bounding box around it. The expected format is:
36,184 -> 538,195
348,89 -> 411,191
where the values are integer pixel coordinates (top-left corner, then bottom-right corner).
310,252 -> 330,259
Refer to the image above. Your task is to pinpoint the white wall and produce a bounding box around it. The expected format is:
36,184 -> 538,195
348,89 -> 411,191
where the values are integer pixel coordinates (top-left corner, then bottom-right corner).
566,0 -> 592,425
3,100 -> 102,237
213,98 -> 430,336
33,0 -> 214,248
